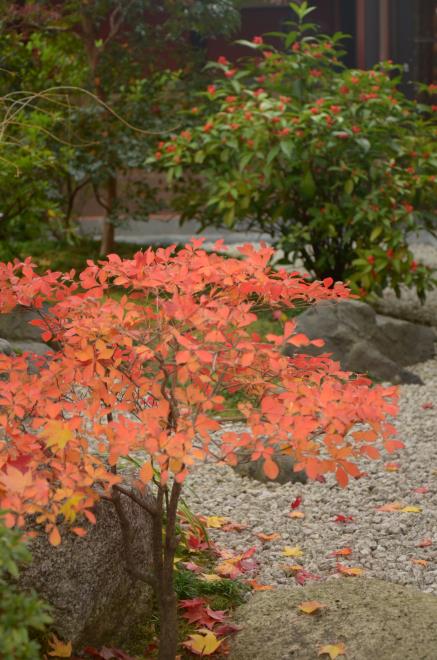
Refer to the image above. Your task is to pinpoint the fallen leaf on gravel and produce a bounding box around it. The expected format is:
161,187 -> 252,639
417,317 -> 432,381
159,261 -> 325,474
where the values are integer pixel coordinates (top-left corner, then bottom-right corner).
333,514 -> 354,524
221,521 -> 248,532
329,547 -> 352,557
421,402 -> 434,409
295,570 -> 321,585
257,532 -> 281,542
413,487 -> 429,494
203,516 -> 229,528
336,564 -> 364,576
283,564 -> 304,573
411,559 -> 428,567
298,600 -> 327,614
318,642 -> 346,659
245,579 -> 274,591
283,546 -> 303,557
291,496 -> 302,509
384,462 -> 400,472
182,630 -> 223,656
48,636 -> 72,658
376,502 -> 403,512
416,538 -> 433,548
288,511 -> 305,519
400,506 -> 422,513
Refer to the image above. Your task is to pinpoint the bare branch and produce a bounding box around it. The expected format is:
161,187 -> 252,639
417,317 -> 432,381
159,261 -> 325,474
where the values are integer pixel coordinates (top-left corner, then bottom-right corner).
113,483 -> 158,517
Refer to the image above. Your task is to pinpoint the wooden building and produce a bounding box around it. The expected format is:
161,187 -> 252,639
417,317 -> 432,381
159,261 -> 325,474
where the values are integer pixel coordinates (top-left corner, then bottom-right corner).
206,1 -> 436,88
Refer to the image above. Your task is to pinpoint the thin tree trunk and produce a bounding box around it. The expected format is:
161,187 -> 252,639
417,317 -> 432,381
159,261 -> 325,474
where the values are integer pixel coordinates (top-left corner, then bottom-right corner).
157,481 -> 182,660
99,176 -> 117,256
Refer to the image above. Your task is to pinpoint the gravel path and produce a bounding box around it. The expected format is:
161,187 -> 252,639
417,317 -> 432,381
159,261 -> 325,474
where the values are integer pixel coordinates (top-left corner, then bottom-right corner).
185,353 -> 437,594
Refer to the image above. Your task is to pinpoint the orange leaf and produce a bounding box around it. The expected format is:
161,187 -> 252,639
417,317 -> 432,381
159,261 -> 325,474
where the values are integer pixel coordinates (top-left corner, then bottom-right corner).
263,459 -> 279,480
319,642 -> 346,659
287,333 -> 310,347
376,501 -> 403,512
288,511 -> 305,519
384,439 -> 405,453
384,462 -> 400,472
330,547 -> 352,557
335,467 -> 348,488
411,559 -> 428,567
298,600 -> 327,614
139,461 -> 154,484
49,526 -> 61,546
246,579 -> 274,591
336,563 -> 363,576
257,532 -> 281,542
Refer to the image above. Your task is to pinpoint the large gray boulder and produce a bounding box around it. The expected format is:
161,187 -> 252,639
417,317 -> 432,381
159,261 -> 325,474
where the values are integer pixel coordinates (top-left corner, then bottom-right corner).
0,304 -> 47,341
18,493 -> 154,652
374,285 -> 437,328
284,300 -> 435,384
230,578 -> 437,660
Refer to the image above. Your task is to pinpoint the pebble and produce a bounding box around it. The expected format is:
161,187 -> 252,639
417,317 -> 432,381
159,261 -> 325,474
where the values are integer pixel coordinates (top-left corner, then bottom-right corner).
185,350 -> 437,594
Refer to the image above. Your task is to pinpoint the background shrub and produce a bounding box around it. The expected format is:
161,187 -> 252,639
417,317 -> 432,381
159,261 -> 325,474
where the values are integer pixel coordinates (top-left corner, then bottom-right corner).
151,1 -> 437,299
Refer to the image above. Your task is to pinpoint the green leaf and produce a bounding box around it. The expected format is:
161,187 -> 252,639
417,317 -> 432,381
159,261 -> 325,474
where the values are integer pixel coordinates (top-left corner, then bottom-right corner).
370,226 -> 383,241
356,138 -> 371,153
267,145 -> 280,164
299,169 -> 316,200
344,179 -> 354,195
279,141 -> 294,159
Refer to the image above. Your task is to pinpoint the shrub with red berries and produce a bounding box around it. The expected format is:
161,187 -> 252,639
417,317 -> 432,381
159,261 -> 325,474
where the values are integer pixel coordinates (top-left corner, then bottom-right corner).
150,2 -> 437,300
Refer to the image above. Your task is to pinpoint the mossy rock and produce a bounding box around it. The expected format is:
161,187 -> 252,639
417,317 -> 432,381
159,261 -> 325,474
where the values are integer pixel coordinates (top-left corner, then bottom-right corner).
230,578 -> 437,660
233,450 -> 307,485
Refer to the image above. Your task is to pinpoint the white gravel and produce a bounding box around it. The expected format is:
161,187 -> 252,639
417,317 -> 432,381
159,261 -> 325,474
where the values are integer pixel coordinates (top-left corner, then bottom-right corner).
184,353 -> 437,594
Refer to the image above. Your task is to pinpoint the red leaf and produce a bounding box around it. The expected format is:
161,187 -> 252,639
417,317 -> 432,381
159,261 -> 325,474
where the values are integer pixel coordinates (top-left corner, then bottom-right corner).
295,569 -> 321,585
291,496 -> 302,510
333,515 -> 354,524
416,538 -> 432,548
413,486 -> 429,494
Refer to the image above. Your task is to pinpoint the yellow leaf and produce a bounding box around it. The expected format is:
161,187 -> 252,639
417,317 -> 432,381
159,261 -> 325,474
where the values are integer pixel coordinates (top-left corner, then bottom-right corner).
47,634 -> 72,657
204,515 -> 229,528
200,573 -> 222,582
283,564 -> 304,573
59,495 -> 83,524
319,642 -> 346,659
400,506 -> 422,513
42,421 -> 73,451
183,630 -> 223,656
298,600 -> 327,614
289,511 -> 305,519
283,545 -> 303,558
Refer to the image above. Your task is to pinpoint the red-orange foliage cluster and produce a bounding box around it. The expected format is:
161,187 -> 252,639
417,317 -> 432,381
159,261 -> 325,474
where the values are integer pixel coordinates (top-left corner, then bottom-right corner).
0,240 -> 401,544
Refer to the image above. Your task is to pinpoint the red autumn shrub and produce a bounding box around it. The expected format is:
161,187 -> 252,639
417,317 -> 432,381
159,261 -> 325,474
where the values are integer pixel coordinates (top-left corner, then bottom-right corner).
0,241 -> 401,658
